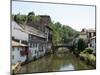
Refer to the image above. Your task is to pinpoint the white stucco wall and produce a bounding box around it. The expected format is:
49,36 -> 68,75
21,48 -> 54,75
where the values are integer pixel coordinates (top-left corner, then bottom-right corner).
79,34 -> 87,40
12,47 -> 26,64
12,21 -> 28,41
91,38 -> 96,53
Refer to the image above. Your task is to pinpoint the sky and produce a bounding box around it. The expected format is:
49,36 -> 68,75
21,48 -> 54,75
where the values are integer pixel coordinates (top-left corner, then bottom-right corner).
12,1 -> 95,31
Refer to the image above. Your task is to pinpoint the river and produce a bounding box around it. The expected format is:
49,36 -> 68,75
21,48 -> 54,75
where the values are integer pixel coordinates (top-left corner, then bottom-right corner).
18,51 -> 94,74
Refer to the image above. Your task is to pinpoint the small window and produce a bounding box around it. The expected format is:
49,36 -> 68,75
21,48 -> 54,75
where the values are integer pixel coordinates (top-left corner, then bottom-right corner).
35,50 -> 37,54
12,55 -> 14,59
17,47 -> 20,51
33,43 -> 34,48
29,34 -> 31,40
89,33 -> 91,38
29,43 -> 32,47
90,44 -> 92,47
93,32 -> 96,36
28,43 -> 30,47
35,43 -> 37,47
12,47 -> 14,51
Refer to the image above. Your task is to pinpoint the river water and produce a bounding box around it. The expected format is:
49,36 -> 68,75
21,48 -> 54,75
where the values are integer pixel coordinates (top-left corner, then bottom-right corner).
18,52 -> 94,74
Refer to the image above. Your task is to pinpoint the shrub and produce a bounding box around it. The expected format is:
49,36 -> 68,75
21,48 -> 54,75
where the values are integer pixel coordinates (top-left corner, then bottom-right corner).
77,38 -> 86,53
82,48 -> 93,54
88,54 -> 96,66
79,53 -> 96,67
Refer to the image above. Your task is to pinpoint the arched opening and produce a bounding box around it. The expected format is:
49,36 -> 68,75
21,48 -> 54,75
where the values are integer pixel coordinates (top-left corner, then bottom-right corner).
56,47 -> 70,54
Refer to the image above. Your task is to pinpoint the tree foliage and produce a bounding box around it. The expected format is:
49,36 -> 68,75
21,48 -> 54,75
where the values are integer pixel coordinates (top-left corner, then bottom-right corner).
81,48 -> 93,54
13,11 -> 41,25
77,38 -> 86,52
13,11 -> 79,45
50,22 -> 79,44
13,13 -> 27,24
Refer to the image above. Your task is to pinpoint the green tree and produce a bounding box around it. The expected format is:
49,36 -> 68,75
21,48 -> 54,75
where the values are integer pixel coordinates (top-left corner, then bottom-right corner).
13,13 -> 27,24
13,11 -> 79,45
50,21 -> 79,45
28,11 -> 35,16
27,11 -> 40,23
13,11 -> 41,25
77,38 -> 86,53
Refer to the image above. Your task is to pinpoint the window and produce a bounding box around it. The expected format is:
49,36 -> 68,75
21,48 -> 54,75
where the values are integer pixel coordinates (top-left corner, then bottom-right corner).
17,47 -> 20,51
12,47 -> 14,51
29,34 -> 31,40
12,36 -> 14,40
12,55 -> 14,59
93,46 -> 95,48
30,43 -> 32,47
22,40 -> 28,45
90,44 -> 92,47
89,33 -> 91,38
33,43 -> 36,48
93,32 -> 96,36
35,43 -> 37,47
31,35 -> 33,40
20,50 -> 25,57
35,50 -> 37,54
32,43 -> 35,48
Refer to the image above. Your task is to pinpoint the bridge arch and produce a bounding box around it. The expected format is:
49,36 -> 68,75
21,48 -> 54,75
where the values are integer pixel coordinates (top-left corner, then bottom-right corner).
52,43 -> 73,53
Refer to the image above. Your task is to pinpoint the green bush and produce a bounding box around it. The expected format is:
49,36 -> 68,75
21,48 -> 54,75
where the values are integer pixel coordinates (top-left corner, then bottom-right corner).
88,54 -> 96,66
79,53 -> 96,67
80,53 -> 88,61
82,48 -> 93,54
77,38 -> 86,53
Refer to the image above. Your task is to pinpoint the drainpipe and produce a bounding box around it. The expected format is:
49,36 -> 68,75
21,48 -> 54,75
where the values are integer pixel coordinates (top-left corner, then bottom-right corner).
19,40 -> 22,45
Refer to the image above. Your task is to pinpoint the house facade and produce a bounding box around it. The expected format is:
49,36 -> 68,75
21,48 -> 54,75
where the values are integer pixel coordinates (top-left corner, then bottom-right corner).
87,29 -> 96,54
90,36 -> 96,54
12,40 -> 28,64
24,25 -> 46,60
39,15 -> 53,53
12,20 -> 28,42
79,32 -> 87,41
12,15 -> 53,63
80,28 -> 96,54
87,29 -> 96,42
45,25 -> 53,53
26,15 -> 53,56
12,21 -> 29,64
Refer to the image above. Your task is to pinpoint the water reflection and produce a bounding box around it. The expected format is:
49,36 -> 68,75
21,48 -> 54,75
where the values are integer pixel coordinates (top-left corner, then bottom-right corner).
60,64 -> 74,71
18,53 -> 94,73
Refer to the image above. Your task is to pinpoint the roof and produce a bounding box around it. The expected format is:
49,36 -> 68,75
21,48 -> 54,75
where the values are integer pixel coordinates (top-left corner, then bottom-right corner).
12,20 -> 24,30
39,15 -> 50,18
24,25 -> 46,38
87,29 -> 95,32
12,40 -> 27,47
46,25 -> 53,31
12,20 -> 46,38
81,28 -> 87,32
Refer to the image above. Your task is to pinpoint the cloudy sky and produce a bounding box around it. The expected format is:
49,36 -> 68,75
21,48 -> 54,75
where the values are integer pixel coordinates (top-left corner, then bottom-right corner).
12,1 -> 95,31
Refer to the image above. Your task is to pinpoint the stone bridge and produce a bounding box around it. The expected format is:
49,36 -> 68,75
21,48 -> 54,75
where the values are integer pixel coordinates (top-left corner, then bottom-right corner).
52,42 -> 74,53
